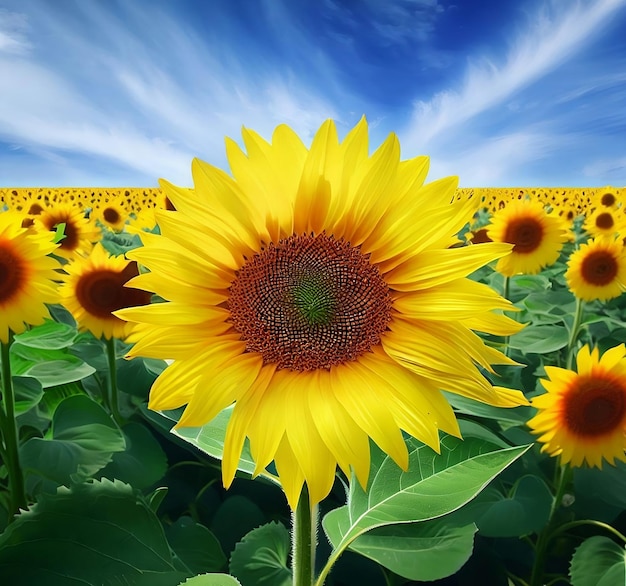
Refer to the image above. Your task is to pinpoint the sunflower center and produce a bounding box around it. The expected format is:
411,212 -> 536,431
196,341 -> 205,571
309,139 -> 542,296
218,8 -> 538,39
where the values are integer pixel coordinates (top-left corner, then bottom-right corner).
504,218 -> 543,253
0,241 -> 24,303
28,203 -> 44,215
564,376 -> 626,437
580,250 -> 618,286
103,207 -> 121,224
75,262 -> 151,318
596,212 -> 614,230
601,192 -> 616,207
228,233 -> 392,371
45,215 -> 79,251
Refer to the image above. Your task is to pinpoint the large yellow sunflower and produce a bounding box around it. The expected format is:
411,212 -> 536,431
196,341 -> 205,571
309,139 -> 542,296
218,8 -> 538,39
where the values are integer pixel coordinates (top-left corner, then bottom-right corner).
0,212 -> 60,343
565,237 -> 626,302
59,243 -> 152,340
486,199 -> 568,276
528,344 -> 626,468
584,207 -> 626,239
119,118 -> 528,507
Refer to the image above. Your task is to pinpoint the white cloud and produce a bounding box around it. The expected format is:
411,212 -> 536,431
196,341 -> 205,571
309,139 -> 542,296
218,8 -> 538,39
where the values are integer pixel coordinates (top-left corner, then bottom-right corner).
403,0 -> 626,149
0,9 -> 31,54
0,1 -> 339,185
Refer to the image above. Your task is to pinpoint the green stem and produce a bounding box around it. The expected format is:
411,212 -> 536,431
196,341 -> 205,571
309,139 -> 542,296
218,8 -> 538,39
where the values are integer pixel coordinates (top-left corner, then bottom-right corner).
105,337 -> 123,426
566,298 -> 584,370
529,464 -> 572,586
0,336 -> 27,520
550,519 -> 626,544
292,485 -> 315,586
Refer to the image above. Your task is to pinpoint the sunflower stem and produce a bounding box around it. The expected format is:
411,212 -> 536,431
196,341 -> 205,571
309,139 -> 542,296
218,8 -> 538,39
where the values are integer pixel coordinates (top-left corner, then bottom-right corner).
0,336 -> 28,520
292,484 -> 315,586
105,337 -> 123,426
529,463 -> 572,586
566,298 -> 584,370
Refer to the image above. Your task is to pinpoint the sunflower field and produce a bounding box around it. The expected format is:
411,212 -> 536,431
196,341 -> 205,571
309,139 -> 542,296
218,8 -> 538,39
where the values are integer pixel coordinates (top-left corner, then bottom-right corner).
1,120 -> 625,586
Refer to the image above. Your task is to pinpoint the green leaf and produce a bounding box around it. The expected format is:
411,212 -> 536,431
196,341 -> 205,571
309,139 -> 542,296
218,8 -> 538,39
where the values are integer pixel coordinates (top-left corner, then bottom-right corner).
178,575 -> 242,586
169,406 -> 279,485
474,474 -> 552,537
322,436 -> 530,556
167,517 -> 227,574
229,522 -> 291,586
0,479 -> 191,585
13,319 -> 77,349
508,324 -> 570,353
13,376 -> 43,415
347,518 -> 477,581
443,392 -> 534,424
20,394 -> 126,492
11,344 -> 96,387
100,422 -> 168,489
210,496 -> 266,557
570,536 -> 626,586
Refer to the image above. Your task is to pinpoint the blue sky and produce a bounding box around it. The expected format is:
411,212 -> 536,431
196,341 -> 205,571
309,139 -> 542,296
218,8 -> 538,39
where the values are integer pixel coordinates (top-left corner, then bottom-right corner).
0,0 -> 625,187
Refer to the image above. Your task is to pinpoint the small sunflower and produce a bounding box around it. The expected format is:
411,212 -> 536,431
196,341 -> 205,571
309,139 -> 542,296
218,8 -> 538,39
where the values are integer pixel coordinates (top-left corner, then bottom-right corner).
0,211 -> 60,343
565,237 -> 626,302
486,199 -> 568,276
91,198 -> 130,232
584,207 -> 625,238
118,118 -> 528,507
36,203 -> 100,259
528,344 -> 626,468
59,243 -> 152,340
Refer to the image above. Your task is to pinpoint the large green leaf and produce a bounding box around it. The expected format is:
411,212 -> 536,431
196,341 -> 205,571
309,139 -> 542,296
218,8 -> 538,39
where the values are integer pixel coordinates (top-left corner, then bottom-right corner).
322,436 -> 530,555
168,406 -> 279,485
229,522 -> 291,586
348,517 -> 477,581
13,376 -> 43,415
178,576 -> 242,586
570,536 -> 626,586
0,479 -> 190,585
167,517 -> 227,575
20,394 -> 126,493
473,474 -> 552,537
13,319 -> 77,350
10,344 -> 96,387
507,324 -> 569,353
100,422 -> 168,489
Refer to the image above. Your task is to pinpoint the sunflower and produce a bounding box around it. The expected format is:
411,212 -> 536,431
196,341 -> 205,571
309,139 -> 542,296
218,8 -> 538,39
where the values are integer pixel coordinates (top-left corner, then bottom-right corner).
59,243 -> 152,340
565,237 -> 626,302
0,211 -> 60,343
91,198 -> 130,232
118,118 -> 528,507
584,207 -> 626,238
36,203 -> 100,259
486,199 -> 568,276
528,344 -> 626,468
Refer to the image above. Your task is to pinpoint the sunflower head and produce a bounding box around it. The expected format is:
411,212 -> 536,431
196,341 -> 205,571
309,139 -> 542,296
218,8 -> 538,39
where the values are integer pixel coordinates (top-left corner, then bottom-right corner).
0,211 -> 60,342
36,203 -> 100,259
486,199 -> 569,276
584,207 -> 625,239
118,118 -> 528,507
565,236 -> 626,302
528,344 -> 626,468
60,243 -> 152,340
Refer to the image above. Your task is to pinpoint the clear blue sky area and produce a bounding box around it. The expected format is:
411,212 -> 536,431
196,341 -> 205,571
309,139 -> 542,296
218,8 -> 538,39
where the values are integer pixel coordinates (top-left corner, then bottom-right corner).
1,0 -> 625,187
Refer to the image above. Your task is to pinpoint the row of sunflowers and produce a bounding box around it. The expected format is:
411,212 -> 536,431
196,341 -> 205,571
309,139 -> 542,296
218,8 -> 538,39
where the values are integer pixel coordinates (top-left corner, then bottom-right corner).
0,120 -> 625,586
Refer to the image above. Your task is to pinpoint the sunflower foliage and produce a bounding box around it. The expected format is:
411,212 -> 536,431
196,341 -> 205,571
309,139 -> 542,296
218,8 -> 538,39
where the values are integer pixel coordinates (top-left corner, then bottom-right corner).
1,152 -> 626,586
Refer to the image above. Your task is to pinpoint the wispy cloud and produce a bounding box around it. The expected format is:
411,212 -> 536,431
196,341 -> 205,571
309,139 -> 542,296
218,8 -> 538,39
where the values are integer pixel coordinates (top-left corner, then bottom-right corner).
0,9 -> 31,54
0,1 -> 339,185
403,0 -> 626,148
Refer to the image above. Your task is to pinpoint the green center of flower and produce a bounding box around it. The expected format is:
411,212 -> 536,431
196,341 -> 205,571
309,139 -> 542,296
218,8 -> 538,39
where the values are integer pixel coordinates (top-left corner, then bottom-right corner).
291,274 -> 335,326
228,233 -> 392,371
